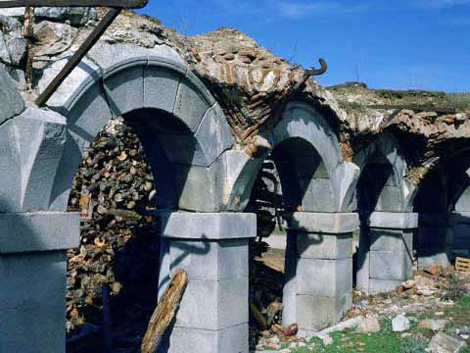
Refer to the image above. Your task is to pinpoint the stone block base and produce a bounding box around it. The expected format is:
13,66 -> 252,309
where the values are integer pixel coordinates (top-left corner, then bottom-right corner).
159,324 -> 249,353
297,294 -> 352,334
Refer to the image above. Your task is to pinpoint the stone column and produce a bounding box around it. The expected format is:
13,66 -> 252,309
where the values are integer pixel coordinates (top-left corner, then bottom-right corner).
157,212 -> 256,353
0,212 -> 80,353
367,212 -> 417,293
283,212 -> 359,336
417,214 -> 454,269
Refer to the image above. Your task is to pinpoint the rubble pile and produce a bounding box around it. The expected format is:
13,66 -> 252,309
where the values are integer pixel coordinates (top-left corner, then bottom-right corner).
248,242 -> 301,351
66,118 -> 160,352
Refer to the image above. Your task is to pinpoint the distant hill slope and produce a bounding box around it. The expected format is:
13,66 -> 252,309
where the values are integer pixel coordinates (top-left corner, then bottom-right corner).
327,82 -> 470,114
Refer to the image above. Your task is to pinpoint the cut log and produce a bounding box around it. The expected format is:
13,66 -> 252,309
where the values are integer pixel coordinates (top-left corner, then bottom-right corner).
141,269 -> 189,353
0,0 -> 148,9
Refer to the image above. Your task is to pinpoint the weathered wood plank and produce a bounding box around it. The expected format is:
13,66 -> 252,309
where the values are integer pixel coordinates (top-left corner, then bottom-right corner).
0,0 -> 148,9
456,257 -> 470,273
141,269 -> 188,353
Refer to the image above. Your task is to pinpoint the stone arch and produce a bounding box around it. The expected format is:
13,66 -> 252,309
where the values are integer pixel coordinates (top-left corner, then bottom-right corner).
224,100 -> 359,212
346,133 -> 414,213
348,133 -> 417,294
414,149 -> 470,267
31,44 -> 233,213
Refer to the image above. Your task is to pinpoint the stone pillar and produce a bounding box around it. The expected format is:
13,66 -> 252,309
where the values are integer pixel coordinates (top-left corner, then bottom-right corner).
283,212 -> 359,335
367,212 -> 417,294
157,213 -> 256,353
417,214 -> 454,269
0,212 -> 80,353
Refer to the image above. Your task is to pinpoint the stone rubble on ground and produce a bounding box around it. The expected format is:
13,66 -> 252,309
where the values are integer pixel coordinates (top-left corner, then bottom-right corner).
355,316 -> 381,334
427,331 -> 466,353
419,319 -> 449,331
392,314 -> 411,332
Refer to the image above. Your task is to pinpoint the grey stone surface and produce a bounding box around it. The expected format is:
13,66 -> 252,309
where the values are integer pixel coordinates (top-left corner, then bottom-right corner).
370,229 -> 413,253
274,101 -> 342,178
0,65 -> 24,125
0,118 -> 22,212
0,304 -> 65,353
103,59 -> 146,116
418,319 -> 448,331
297,233 -> 352,259
222,150 -> 264,211
49,82 -> 114,211
288,212 -> 359,234
301,178 -> 337,212
418,253 -> 451,269
6,36 -> 27,66
0,107 -> 67,213
0,31 -> 12,64
368,279 -> 402,294
193,104 -> 235,167
34,6 -> 97,26
368,212 -> 418,229
0,212 -> 79,254
39,56 -> 100,112
175,278 -> 248,330
159,324 -> 249,353
427,331 -> 466,353
173,70 -> 214,132
167,238 -> 249,280
15,108 -> 68,212
296,258 -> 352,297
144,58 -> 186,114
392,314 -> 410,332
34,21 -> 77,58
0,8 -> 25,17
173,159 -> 223,213
158,212 -> 256,240
0,251 -> 66,309
370,250 -> 412,281
297,294 -> 352,332
355,316 -> 381,334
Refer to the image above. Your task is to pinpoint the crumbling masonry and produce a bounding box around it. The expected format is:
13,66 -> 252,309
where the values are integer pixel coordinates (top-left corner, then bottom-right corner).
0,8 -> 469,353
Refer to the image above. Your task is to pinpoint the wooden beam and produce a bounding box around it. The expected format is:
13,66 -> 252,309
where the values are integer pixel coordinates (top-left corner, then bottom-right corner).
36,7 -> 121,107
0,0 -> 148,9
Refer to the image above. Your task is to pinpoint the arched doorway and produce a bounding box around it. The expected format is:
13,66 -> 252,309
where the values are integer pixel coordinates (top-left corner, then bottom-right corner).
234,101 -> 359,342
352,135 -> 416,294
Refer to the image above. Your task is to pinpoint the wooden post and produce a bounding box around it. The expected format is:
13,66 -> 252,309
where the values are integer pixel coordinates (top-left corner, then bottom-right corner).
141,269 -> 188,353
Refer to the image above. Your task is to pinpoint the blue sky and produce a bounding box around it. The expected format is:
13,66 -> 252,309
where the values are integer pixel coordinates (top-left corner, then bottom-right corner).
139,0 -> 470,92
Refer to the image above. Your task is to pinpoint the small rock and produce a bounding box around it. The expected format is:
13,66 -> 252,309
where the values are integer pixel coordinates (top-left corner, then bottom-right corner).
402,280 -> 417,290
419,319 -> 448,331
392,314 -> 410,332
428,332 -> 466,353
356,316 -> 381,334
425,266 -> 438,276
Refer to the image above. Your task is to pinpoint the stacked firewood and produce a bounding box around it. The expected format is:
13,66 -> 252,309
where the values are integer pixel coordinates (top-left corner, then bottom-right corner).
66,118 -> 160,351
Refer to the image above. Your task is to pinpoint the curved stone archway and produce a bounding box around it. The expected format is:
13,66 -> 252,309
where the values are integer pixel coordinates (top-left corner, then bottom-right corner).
224,100 -> 360,213
32,44 -> 234,213
224,100 -> 360,334
346,134 -> 417,294
414,150 -> 470,268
